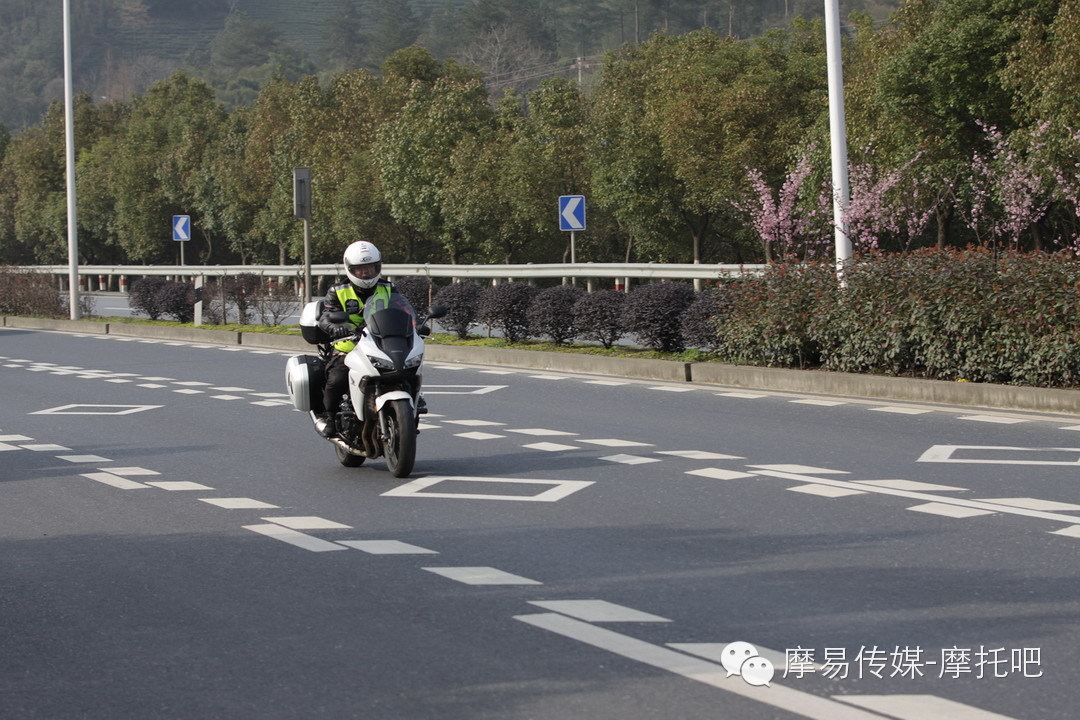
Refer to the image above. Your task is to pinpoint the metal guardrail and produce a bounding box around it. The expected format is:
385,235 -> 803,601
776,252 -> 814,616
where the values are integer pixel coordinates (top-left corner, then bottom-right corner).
28,262 -> 766,291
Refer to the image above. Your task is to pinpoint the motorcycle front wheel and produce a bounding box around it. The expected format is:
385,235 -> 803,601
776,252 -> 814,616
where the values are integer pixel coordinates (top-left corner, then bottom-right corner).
382,398 -> 417,478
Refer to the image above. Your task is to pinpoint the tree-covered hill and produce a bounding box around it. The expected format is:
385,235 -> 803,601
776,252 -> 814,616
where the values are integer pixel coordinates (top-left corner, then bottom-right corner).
0,0 -> 897,132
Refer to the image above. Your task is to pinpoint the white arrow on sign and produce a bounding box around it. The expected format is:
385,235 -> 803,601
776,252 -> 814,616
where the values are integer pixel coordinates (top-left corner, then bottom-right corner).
173,216 -> 190,241
561,196 -> 584,230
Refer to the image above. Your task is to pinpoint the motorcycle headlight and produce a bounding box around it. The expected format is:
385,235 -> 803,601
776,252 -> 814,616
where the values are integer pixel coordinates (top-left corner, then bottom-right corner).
367,355 -> 394,371
404,352 -> 423,369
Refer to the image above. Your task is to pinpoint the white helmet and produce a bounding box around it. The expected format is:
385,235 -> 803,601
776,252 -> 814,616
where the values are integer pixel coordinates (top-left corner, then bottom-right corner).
343,241 -> 382,289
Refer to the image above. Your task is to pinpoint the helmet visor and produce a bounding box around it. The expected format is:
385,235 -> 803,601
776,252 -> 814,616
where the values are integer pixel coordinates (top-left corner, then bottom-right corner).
348,261 -> 381,280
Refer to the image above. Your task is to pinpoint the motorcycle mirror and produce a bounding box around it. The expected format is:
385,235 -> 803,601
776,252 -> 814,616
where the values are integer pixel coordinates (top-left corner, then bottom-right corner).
417,324 -> 432,336
425,305 -> 448,320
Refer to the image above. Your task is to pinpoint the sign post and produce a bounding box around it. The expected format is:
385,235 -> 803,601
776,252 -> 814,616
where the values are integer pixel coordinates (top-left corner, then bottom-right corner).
293,168 -> 312,302
172,214 -> 190,265
559,195 -> 586,284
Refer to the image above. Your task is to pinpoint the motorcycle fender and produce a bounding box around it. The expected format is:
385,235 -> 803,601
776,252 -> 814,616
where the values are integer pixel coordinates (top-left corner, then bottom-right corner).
375,390 -> 413,413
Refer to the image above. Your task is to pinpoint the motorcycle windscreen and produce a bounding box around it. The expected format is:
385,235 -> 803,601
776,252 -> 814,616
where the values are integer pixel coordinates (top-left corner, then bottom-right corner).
365,308 -> 413,338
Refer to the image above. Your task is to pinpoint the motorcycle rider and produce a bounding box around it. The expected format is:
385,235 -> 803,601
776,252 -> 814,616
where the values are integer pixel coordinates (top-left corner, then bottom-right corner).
313,240 -> 394,438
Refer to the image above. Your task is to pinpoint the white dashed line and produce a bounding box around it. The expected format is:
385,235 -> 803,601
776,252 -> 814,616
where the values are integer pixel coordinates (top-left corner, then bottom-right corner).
600,454 -> 660,465
788,484 -> 867,498
242,524 -> 348,552
260,516 -> 352,530
455,431 -> 507,440
524,442 -> 579,452
685,468 -> 757,480
200,498 -> 280,509
423,567 -> 542,585
337,540 -> 438,554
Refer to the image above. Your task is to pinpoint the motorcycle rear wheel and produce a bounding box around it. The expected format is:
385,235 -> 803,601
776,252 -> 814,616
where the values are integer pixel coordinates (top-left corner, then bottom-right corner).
382,398 -> 416,478
335,443 -> 365,467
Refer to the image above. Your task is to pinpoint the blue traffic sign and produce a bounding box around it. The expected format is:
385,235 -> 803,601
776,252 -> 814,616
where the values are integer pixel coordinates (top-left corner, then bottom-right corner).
172,215 -> 190,241
559,195 -> 586,231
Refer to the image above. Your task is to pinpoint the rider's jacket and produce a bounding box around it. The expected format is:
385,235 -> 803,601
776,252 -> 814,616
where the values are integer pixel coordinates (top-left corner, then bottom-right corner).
319,281 -> 394,353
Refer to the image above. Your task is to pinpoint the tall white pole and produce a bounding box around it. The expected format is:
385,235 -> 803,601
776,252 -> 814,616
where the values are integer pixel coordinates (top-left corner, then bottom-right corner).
824,0 -> 852,284
63,0 -> 80,319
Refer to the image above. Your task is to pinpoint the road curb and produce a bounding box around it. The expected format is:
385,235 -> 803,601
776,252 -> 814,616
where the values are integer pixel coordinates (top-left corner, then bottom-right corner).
4,315 -> 1077,415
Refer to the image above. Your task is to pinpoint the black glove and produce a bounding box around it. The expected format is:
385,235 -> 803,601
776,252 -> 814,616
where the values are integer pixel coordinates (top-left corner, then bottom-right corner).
327,322 -> 355,340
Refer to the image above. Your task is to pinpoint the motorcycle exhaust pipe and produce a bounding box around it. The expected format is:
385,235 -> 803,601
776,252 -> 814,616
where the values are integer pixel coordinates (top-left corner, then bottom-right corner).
330,437 -> 366,457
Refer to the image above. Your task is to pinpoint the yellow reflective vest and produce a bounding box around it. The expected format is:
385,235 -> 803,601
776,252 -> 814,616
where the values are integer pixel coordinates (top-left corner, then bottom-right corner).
331,283 -> 393,353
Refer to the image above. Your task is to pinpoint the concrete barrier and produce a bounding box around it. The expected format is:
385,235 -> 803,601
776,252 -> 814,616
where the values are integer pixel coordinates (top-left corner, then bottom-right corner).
3,316 -> 109,333
426,344 -> 691,382
107,323 -> 241,344
240,332 -> 311,352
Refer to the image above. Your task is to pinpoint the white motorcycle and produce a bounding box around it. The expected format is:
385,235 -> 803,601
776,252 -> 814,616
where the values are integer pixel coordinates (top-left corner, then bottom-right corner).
285,292 -> 446,478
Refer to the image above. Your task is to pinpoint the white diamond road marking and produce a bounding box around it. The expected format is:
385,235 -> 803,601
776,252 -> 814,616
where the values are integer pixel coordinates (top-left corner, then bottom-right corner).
423,567 -> 542,585
856,479 -> 966,492
261,516 -> 352,530
81,472 -> 149,489
242,524 -> 348,553
919,445 -> 1080,466
200,498 -> 280,509
456,431 -> 506,440
788,484 -> 867,498
524,442 -> 579,452
580,438 -> 653,448
251,400 -> 286,407
869,406 -> 933,415
31,404 -> 161,415
907,502 -> 995,518
529,600 -> 670,623
337,540 -> 438,554
958,415 -> 1028,424
749,464 -> 848,475
138,384 -> 167,389
685,468 -> 757,480
212,386 -> 254,392
173,381 -> 212,386
444,419 -> 505,426
57,455 -> 112,463
978,498 -> 1080,512
382,476 -> 592,503
657,450 -> 744,460
105,378 -> 133,383
505,428 -> 578,436
147,481 -> 213,491
601,454 -> 660,465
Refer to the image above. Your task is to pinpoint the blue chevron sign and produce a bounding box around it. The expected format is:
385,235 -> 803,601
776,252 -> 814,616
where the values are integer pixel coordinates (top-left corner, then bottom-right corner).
559,195 -> 586,231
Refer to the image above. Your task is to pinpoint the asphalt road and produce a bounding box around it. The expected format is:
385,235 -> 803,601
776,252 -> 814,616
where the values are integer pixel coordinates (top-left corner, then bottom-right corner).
2,326 -> 1079,720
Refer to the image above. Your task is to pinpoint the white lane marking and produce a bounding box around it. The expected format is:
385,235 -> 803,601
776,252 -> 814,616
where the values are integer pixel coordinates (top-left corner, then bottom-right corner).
716,392 -> 768,398
444,419 -> 505,426
657,450 -> 744,460
0,442 -> 21,451
251,392 -> 290,398
978,498 -> 1080,512
523,442 -> 579,452
424,385 -> 506,395
105,378 -> 133,383
200,498 -> 280,509
1061,425 -> 1080,431
600,454 -> 661,465
580,438 -> 654,447
685,468 -> 757,480
584,380 -> 627,386
791,399 -> 847,406
138,384 -> 167,388
529,600 -> 670,623
0,435 -> 34,442
424,567 -> 542,585
788,484 -> 867,498
57,455 -> 112,463
669,643 -> 826,671
455,431 -> 506,440
251,400 -> 287,407
147,481 -> 213,491
749,464 -> 848,475
907,503 -> 995,518
81,472 -> 150,489
1051,525 -> 1080,538
174,389 -> 204,395
211,395 -> 244,400
212,386 -> 254,392
835,694 -> 1018,720
417,423 -> 440,431
869,406 -> 933,415
382,476 -> 592,502
337,540 -> 438,554
140,376 -> 175,381
856,479 -> 966,492
756,469 -> 1080,526
173,381 -> 212,386
514,614 -> 884,720
478,370 -> 515,375
529,374 -> 569,380
505,428 -> 578,436
918,445 -> 1080,466
958,415 -> 1027,424
260,516 -> 351,530
242,524 -> 349,552
21,444 -> 70,451
649,386 -> 696,392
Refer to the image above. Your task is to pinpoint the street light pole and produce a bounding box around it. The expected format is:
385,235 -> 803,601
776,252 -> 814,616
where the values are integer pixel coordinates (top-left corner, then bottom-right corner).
824,0 -> 852,285
63,0 -> 80,318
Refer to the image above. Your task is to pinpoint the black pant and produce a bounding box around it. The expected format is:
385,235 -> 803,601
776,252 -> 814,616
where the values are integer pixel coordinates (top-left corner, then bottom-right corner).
322,354 -> 349,414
